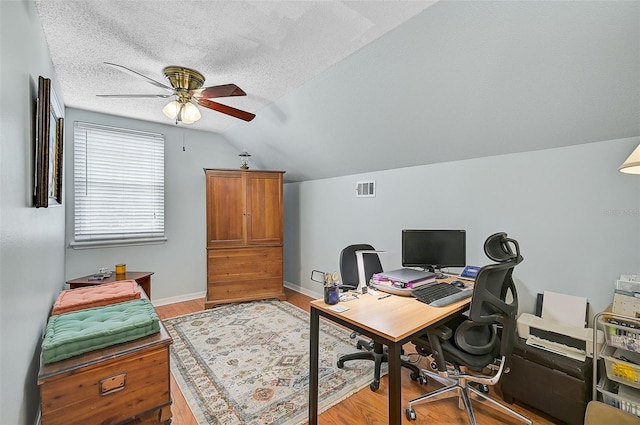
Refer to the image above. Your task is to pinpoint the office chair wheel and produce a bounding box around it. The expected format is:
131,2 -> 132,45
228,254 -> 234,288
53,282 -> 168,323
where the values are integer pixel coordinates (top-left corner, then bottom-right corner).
369,379 -> 380,392
474,383 -> 490,393
356,341 -> 365,350
405,407 -> 417,421
336,359 -> 345,368
409,370 -> 427,384
417,374 -> 428,385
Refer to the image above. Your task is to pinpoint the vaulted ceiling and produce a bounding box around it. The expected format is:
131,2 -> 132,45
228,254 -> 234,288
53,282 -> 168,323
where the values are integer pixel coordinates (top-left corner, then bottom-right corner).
36,1 -> 640,181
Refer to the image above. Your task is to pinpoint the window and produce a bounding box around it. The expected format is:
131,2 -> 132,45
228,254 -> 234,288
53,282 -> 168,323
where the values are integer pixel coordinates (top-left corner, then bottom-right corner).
72,122 -> 165,248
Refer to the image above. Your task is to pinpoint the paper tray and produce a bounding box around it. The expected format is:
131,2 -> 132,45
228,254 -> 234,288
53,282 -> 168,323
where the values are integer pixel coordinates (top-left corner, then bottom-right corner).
370,282 -> 413,296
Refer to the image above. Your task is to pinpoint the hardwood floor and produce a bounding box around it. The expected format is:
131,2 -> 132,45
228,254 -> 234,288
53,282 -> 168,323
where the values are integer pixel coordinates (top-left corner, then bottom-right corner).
155,288 -> 561,425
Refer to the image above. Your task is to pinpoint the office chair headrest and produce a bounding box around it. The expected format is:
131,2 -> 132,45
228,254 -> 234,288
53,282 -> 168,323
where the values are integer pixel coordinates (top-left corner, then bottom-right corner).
484,232 -> 523,264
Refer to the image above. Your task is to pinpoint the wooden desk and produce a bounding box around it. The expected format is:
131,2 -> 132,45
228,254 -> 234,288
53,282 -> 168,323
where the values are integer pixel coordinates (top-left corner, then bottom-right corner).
67,271 -> 154,298
308,282 -> 471,425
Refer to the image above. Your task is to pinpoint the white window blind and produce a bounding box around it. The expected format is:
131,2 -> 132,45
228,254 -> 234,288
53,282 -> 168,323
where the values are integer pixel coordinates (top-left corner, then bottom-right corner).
73,122 -> 165,247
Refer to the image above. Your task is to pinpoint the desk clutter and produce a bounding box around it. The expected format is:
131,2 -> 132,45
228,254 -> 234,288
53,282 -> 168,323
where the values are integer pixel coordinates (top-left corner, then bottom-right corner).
613,274 -> 640,317
588,274 -> 640,419
597,312 -> 640,417
369,268 -> 435,296
38,279 -> 171,425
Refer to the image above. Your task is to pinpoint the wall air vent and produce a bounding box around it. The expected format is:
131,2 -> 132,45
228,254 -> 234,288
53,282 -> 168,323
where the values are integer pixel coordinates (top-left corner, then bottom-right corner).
356,180 -> 376,198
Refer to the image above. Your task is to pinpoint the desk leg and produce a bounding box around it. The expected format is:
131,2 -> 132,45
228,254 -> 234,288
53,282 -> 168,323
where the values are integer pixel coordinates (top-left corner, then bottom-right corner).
309,308 -> 319,425
387,343 -> 402,425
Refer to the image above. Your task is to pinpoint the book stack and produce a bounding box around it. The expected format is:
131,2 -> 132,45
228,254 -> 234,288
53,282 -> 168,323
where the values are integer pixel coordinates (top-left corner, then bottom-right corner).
372,268 -> 436,290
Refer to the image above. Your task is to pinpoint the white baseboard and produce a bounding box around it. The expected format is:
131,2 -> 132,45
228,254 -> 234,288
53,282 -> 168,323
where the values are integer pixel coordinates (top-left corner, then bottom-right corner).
284,281 -> 323,300
152,291 -> 206,307
152,284 -> 322,307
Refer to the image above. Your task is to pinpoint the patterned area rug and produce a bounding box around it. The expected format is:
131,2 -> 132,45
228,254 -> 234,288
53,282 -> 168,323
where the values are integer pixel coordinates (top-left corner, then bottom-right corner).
164,300 -> 376,425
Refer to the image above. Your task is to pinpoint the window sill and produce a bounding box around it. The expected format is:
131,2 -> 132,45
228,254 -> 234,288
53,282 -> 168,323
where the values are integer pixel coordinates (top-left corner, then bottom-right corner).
70,237 -> 167,250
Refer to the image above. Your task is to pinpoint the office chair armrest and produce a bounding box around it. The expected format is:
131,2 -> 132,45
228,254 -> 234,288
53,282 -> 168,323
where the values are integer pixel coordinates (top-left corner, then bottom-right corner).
427,324 -> 453,340
425,327 -> 451,373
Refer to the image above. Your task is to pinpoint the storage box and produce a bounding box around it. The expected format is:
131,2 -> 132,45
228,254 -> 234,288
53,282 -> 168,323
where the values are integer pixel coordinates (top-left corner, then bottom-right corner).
598,375 -> 640,417
601,345 -> 640,389
600,315 -> 640,354
501,336 -> 592,425
38,312 -> 172,425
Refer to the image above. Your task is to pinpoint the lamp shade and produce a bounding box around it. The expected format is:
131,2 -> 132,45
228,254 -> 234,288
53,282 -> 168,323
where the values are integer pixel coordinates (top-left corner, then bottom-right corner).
162,101 -> 181,120
162,100 -> 201,124
619,144 -> 640,174
180,102 -> 201,124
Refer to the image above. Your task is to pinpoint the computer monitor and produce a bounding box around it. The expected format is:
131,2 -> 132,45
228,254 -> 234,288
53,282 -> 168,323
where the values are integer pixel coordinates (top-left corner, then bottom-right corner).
402,229 -> 466,277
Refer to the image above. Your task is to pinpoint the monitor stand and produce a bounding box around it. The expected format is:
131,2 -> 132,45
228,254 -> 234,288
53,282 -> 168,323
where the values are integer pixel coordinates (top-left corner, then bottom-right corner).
428,267 -> 447,280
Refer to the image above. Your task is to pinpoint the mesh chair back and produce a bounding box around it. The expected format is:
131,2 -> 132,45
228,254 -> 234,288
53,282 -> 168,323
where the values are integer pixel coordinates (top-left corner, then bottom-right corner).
465,233 -> 523,357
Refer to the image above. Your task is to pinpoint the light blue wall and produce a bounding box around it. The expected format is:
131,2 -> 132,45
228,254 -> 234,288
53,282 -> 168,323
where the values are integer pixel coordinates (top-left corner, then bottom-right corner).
2,2 -> 638,424
224,1 -> 640,182
63,108 -> 243,303
1,2 -> 66,424
283,137 -> 640,316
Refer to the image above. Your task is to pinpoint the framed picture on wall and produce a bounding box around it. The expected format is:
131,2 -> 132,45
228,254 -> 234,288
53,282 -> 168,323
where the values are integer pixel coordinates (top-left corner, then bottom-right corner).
34,76 -> 64,208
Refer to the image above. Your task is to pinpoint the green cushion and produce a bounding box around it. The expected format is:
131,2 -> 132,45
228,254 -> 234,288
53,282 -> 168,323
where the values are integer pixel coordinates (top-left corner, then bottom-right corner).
42,299 -> 159,364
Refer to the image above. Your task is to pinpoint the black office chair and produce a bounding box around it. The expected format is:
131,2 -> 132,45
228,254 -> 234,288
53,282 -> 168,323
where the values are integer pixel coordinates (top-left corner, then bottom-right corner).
335,244 -> 422,391
405,233 -> 532,425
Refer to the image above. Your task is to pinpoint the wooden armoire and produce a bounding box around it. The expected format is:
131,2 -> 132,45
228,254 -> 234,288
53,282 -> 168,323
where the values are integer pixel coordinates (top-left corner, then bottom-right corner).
204,169 -> 286,308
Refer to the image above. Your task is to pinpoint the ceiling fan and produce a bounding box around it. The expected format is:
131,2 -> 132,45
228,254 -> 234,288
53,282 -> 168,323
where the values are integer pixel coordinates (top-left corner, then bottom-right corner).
97,62 -> 255,124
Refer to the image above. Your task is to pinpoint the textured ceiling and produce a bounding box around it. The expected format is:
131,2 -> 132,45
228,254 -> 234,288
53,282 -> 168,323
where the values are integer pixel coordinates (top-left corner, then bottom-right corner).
35,0 -> 435,133
35,1 -> 640,182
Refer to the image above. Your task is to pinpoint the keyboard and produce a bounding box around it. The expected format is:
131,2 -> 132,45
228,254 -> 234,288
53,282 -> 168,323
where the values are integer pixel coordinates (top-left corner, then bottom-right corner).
411,283 -> 473,307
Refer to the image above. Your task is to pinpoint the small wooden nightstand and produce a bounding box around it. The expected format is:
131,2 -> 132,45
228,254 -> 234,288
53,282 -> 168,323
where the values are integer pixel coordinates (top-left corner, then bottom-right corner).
66,271 -> 154,298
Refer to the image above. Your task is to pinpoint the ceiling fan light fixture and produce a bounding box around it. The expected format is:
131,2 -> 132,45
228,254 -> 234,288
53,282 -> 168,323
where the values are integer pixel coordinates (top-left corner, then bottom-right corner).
100,63 -> 253,123
181,102 -> 201,124
162,100 -> 201,124
162,100 -> 181,120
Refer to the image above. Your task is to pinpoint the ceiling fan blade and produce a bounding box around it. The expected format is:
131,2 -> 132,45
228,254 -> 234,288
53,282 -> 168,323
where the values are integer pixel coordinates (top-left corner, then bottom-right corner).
197,99 -> 255,122
96,94 -> 172,98
104,62 -> 173,91
192,84 -> 246,99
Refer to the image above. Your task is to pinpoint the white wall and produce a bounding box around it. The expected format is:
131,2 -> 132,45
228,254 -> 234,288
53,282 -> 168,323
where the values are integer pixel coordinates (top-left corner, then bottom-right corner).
283,137 -> 640,316
63,108 -> 244,304
0,2 -> 66,424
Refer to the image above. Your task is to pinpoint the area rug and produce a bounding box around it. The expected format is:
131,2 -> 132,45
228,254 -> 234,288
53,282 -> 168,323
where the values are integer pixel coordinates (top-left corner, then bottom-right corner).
164,299 -> 377,425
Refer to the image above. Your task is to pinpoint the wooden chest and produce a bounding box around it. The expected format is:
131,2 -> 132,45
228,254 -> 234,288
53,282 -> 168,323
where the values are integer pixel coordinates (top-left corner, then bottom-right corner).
38,320 -> 172,425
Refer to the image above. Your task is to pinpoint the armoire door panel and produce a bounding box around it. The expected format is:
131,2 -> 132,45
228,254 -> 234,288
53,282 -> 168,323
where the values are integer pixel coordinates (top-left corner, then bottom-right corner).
206,171 -> 246,248
246,173 -> 283,245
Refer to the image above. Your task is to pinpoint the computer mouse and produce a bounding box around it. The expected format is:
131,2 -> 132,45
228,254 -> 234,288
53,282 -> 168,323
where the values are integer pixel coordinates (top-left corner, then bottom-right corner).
451,280 -> 465,288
